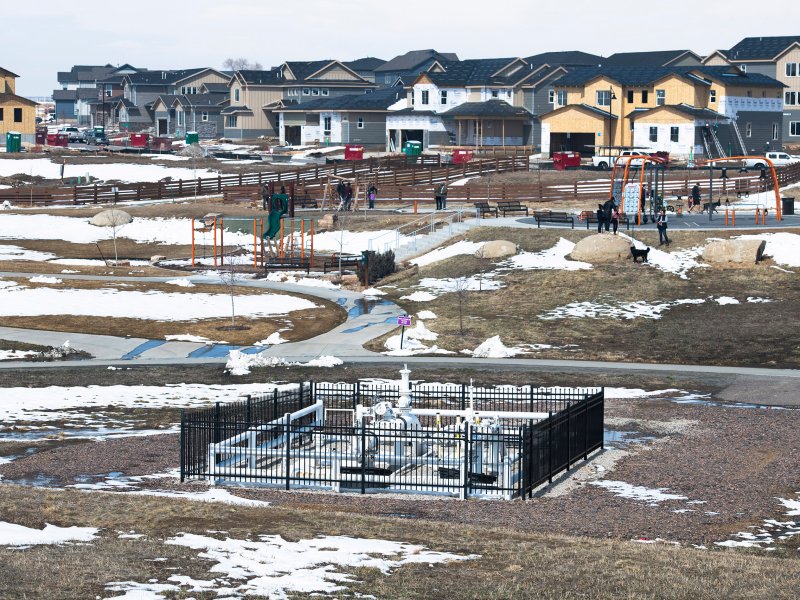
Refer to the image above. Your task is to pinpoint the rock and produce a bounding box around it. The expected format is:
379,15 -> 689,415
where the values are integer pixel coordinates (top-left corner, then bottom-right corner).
150,255 -> 166,263
90,209 -> 133,227
317,214 -> 337,232
476,240 -> 517,259
569,233 -> 631,263
702,239 -> 766,264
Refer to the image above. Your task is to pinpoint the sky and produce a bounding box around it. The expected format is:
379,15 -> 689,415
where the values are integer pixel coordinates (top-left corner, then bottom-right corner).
9,0 -> 800,96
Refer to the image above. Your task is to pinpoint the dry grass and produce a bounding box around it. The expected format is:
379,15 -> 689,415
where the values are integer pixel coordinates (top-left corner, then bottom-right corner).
374,227 -> 800,367
0,485 -> 797,599
0,279 -> 346,346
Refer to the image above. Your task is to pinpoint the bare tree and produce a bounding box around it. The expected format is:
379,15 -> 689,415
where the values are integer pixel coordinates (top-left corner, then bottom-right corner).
179,143 -> 205,201
454,277 -> 469,336
223,58 -> 264,71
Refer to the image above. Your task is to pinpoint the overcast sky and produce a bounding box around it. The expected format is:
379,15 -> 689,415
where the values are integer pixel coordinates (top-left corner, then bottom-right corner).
10,0 -> 800,96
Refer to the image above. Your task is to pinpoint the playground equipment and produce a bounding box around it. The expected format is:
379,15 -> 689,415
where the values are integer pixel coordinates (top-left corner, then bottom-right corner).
608,154 -> 668,225
264,189 -> 289,257
697,156 -> 783,221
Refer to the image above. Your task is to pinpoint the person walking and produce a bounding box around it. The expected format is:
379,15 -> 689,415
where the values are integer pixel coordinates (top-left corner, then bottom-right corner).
336,180 -> 346,209
434,184 -> 442,210
368,184 -> 378,209
440,182 -> 448,209
690,183 -> 701,211
656,207 -> 670,245
596,203 -> 605,233
261,182 -> 270,210
344,182 -> 353,211
610,205 -> 620,234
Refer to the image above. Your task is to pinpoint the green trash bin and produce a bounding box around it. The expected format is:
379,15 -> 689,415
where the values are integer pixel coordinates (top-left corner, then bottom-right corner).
403,140 -> 422,156
185,131 -> 199,145
6,131 -> 21,153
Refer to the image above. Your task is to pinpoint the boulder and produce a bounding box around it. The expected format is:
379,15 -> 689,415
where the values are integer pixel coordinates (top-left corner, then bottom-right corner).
569,233 -> 631,263
150,254 -> 166,263
317,213 -> 338,232
476,240 -> 517,259
702,238 -> 766,264
90,209 -> 132,227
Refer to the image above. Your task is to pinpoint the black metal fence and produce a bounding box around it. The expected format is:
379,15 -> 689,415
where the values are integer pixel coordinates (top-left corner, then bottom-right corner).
180,381 -> 604,499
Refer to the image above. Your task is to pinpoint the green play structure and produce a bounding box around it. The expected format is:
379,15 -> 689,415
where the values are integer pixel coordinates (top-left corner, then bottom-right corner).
265,193 -> 289,239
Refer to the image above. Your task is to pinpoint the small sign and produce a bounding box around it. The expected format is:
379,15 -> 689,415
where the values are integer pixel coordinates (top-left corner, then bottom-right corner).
397,315 -> 412,327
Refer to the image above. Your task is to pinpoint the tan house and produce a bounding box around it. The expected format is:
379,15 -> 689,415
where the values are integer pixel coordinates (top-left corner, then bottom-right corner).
0,67 -> 37,145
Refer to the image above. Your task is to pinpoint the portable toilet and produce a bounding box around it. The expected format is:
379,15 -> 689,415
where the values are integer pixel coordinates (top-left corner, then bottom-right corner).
185,131 -> 199,145
344,144 -> 364,160
6,132 -> 21,153
403,140 -> 422,156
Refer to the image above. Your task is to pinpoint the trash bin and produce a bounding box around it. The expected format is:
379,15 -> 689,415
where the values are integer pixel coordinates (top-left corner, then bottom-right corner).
344,144 -> 364,160
782,197 -> 795,216
552,151 -> 581,171
185,131 -> 199,145
453,149 -> 473,164
35,128 -> 48,145
403,140 -> 422,156
130,133 -> 149,148
6,131 -> 21,153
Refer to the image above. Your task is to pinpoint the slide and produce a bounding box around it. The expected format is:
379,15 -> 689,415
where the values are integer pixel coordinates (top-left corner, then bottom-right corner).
264,193 -> 289,239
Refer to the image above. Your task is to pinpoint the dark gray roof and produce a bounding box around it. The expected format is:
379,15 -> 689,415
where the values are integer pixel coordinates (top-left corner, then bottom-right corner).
153,94 -> 181,108
345,57 -> 386,71
728,36 -> 800,60
221,105 -> 254,114
388,107 -> 437,116
124,69 -> 207,85
237,68 -> 283,85
52,89 -> 77,101
442,99 -> 532,119
174,93 -> 227,107
601,50 -> 699,67
554,65 -> 785,88
279,87 -> 403,112
375,50 -> 459,72
524,51 -> 601,67
201,82 -> 229,93
238,62 -> 370,85
57,64 -> 116,84
424,58 -> 534,87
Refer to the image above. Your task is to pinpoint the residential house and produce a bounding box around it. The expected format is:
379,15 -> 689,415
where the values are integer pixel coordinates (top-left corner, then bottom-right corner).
0,67 -> 37,144
151,92 -> 228,139
601,50 -> 703,68
53,64 -> 140,125
223,61 -> 377,140
117,68 -> 229,132
525,51 -> 601,67
374,49 -> 459,86
704,36 -> 800,146
539,65 -> 785,159
344,57 -> 386,83
275,86 -> 405,146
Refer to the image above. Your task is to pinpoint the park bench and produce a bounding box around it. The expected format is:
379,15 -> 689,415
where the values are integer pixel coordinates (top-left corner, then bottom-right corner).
264,256 -> 310,274
496,200 -> 529,217
474,202 -> 498,218
581,211 -> 631,231
323,254 -> 361,273
534,210 -> 575,229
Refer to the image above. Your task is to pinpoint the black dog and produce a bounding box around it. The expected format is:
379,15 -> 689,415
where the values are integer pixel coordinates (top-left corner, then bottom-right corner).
631,246 -> 650,263
701,200 -> 721,214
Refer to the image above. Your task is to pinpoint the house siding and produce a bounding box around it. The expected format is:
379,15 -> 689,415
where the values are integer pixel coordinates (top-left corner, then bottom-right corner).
343,113 -> 386,145
737,111 -> 783,153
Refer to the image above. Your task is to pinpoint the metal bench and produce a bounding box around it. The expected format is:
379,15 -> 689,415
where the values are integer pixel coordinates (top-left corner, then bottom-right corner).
323,254 -> 361,273
264,257 -> 310,274
474,202 -> 498,218
534,211 -> 575,229
496,200 -> 530,217
583,212 -> 631,231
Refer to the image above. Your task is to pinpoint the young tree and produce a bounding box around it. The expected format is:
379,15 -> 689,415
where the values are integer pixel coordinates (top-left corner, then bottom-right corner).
222,58 -> 263,71
454,276 -> 469,336
179,143 -> 205,201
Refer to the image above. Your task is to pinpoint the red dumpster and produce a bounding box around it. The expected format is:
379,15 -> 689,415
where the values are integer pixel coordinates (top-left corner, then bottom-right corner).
46,133 -> 69,147
453,149 -> 473,164
344,144 -> 364,160
130,133 -> 149,148
651,151 -> 670,167
553,151 -> 581,170
152,137 -> 173,152
35,128 -> 48,145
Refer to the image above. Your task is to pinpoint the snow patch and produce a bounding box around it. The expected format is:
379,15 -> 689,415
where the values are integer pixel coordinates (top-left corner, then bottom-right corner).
411,240 -> 486,267
470,336 -> 524,358
0,521 -> 99,546
590,480 -> 688,504
501,238 -> 591,271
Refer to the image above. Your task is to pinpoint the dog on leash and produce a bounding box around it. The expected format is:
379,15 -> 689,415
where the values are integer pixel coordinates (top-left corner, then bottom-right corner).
701,200 -> 721,214
630,246 -> 650,263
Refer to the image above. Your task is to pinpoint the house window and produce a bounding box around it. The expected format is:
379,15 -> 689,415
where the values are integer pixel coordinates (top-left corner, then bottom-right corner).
302,88 -> 310,95
411,90 -> 415,106
13,108 -> 22,122
548,89 -> 554,103
421,90 -> 429,105
670,126 -> 679,143
440,90 -> 447,104
710,90 -> 717,103
556,90 -> 567,105
357,117 -> 364,129
234,88 -> 240,102
649,126 -> 658,142
321,88 -> 329,96
178,112 -> 184,125
227,115 -> 238,127
364,89 -> 373,94
773,123 -> 779,140
312,88 -> 319,96
596,90 -> 611,107
786,63 -> 798,77
641,90 -> 649,103
791,122 -> 800,136
491,90 -> 499,98
656,89 -> 665,105
746,122 -> 752,137
740,64 -> 747,72
746,90 -> 752,97
201,111 -> 209,122
785,91 -> 797,106
323,116 -> 332,136
0,108 -> 4,121
105,84 -> 113,97
627,90 -> 634,103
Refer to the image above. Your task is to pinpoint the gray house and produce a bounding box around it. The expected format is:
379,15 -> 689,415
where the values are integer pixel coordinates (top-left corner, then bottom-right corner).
374,49 -> 459,86
151,92 -> 228,139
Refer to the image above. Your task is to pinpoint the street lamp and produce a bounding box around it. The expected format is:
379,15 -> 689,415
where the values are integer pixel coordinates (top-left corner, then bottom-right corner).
607,87 -> 617,151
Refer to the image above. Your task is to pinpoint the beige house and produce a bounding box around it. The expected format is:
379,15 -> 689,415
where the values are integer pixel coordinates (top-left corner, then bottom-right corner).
0,67 -> 37,144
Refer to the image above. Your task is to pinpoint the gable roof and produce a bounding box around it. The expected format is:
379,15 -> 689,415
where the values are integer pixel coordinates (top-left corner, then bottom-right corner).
345,57 -> 386,71
57,64 -> 117,84
553,65 -> 784,88
0,92 -> 37,106
542,103 -> 618,120
278,87 -> 404,112
235,61 -> 371,86
0,66 -> 20,78
124,68 -> 208,86
418,58 -> 536,87
201,82 -> 229,93
602,50 -> 702,67
441,99 -> 532,119
524,51 -> 601,67
375,49 -> 459,72
172,93 -> 228,108
727,36 -> 800,61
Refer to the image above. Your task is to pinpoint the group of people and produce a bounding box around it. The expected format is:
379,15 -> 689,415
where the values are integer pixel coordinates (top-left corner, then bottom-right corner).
596,195 -> 670,244
435,182 -> 448,210
334,181 -> 379,211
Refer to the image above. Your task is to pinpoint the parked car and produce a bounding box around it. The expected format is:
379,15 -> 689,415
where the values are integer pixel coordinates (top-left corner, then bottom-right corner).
84,131 -> 109,147
592,148 -> 651,170
743,152 -> 800,169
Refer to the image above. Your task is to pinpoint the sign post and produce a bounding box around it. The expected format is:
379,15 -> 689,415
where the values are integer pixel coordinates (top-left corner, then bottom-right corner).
397,315 -> 412,349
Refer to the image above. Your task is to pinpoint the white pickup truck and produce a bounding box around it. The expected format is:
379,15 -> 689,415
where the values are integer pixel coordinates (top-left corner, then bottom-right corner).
592,149 -> 651,170
743,152 -> 800,169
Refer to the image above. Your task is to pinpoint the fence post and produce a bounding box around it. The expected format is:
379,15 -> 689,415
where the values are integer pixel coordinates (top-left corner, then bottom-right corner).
360,420 -> 367,495
214,402 -> 221,444
179,410 -> 186,482
246,395 -> 252,429
354,381 -> 361,411
583,401 -> 589,460
566,405 -> 571,471
529,385 -> 534,413
461,384 -> 466,411
601,387 -> 605,450
273,388 -> 279,420
285,413 -> 291,490
548,411 -> 553,484
461,422 -> 471,500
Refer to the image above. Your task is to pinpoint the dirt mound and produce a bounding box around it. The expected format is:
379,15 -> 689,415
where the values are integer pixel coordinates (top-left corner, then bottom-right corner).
476,240 -> 517,259
569,233 -> 631,263
90,209 -> 133,227
702,238 -> 766,264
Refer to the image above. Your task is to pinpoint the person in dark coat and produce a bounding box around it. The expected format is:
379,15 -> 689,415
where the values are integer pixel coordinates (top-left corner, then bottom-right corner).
656,208 -> 670,245
596,203 -> 605,233
336,180 -> 346,207
261,182 -> 270,210
368,184 -> 378,209
690,183 -> 701,210
602,198 -> 615,232
344,182 -> 353,211
434,184 -> 442,210
440,182 -> 448,209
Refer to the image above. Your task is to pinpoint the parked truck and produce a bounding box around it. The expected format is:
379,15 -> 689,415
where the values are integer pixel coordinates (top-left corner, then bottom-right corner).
742,152 -> 800,169
592,147 -> 652,170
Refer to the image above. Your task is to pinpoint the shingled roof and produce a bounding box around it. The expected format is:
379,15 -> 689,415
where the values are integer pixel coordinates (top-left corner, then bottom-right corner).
124,69 -> 208,85
524,51 -> 601,67
601,50 -> 701,67
422,58 -> 535,87
441,99 -> 532,119
345,57 -> 386,71
554,65 -> 784,88
279,87 -> 404,112
727,36 -> 800,60
375,49 -> 459,72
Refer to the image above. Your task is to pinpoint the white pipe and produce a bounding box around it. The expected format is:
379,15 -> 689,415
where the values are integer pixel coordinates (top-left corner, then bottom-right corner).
412,408 -> 549,420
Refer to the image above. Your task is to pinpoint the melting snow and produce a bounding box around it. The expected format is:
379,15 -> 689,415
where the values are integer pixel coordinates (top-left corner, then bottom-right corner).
501,238 -> 591,271
590,480 -> 688,504
0,521 -> 99,546
411,240 -> 485,267
417,310 -> 437,319
736,232 -> 800,267
225,351 -> 342,375
470,336 -> 524,358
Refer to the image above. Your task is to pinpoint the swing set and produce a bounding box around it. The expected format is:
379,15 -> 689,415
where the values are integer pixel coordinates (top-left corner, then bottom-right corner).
608,154 -> 668,225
